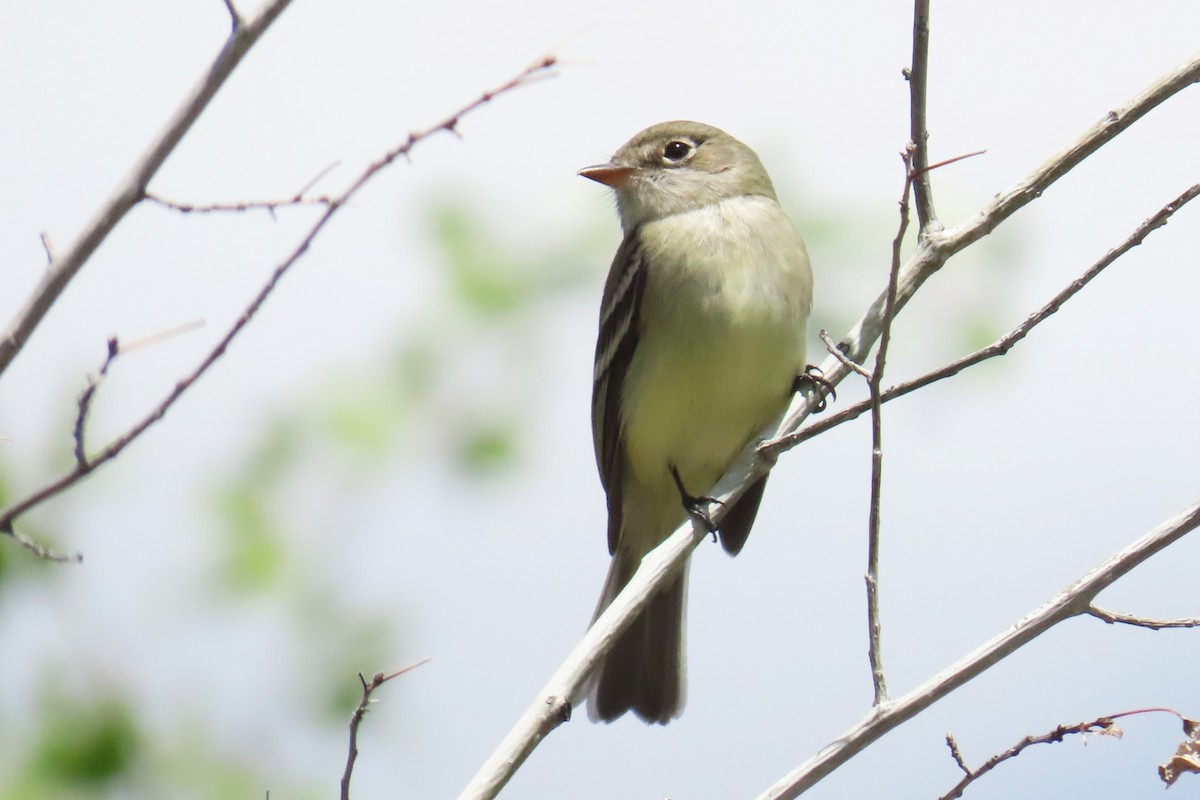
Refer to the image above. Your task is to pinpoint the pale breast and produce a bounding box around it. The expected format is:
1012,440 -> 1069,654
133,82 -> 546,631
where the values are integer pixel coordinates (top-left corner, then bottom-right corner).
622,195 -> 812,492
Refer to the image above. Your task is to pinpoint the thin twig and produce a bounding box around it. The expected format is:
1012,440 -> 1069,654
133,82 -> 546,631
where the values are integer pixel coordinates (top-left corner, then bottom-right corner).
862,150 -> 916,706
819,330 -> 869,378
145,161 -> 342,216
221,0 -> 242,31
939,716 -> 1120,800
0,524 -> 81,563
907,0 -> 937,230
145,192 -> 337,215
71,321 -> 205,468
945,734 -> 969,775
0,0 -> 294,380
0,54 -> 559,556
341,659 -> 430,800
769,183 -> 1200,452
1087,605 -> 1200,630
73,337 -> 121,468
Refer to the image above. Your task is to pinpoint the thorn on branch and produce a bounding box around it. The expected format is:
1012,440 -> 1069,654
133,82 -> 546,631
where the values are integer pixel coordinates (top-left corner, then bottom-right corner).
39,232 -> 55,266
221,0 -> 242,31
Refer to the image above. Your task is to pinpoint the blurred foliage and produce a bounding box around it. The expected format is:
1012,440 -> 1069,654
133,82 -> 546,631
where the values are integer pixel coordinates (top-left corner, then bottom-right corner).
213,417 -> 298,593
26,694 -> 139,790
1,685 -> 288,800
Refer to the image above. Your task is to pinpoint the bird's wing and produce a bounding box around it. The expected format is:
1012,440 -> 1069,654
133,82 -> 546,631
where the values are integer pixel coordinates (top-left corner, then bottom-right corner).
591,231 -> 648,555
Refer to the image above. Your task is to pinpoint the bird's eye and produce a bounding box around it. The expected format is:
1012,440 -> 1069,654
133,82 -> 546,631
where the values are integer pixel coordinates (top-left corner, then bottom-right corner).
662,140 -> 693,162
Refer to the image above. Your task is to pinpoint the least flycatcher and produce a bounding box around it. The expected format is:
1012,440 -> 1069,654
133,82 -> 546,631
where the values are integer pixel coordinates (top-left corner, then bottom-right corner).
579,121 -> 813,723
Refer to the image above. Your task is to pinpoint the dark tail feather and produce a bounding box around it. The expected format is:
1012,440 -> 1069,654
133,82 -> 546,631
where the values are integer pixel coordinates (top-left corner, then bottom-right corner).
718,474 -> 768,556
587,549 -> 687,724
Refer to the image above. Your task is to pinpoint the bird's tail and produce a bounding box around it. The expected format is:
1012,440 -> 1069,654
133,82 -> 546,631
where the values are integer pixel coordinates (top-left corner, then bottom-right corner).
585,544 -> 688,724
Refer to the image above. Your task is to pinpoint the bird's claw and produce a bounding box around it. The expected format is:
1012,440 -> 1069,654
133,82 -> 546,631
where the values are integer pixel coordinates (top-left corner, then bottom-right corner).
670,464 -> 722,539
792,365 -> 835,412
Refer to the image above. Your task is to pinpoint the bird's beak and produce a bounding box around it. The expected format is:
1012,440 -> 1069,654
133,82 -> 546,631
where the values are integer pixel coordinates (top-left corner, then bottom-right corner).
578,163 -> 635,189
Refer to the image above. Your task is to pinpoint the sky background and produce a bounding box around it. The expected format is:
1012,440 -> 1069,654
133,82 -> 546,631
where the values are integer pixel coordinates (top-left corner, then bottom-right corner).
2,1 -> 1199,798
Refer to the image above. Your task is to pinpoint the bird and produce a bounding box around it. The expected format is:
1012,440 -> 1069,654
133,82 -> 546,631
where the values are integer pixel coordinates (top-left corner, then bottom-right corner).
579,121 -> 813,723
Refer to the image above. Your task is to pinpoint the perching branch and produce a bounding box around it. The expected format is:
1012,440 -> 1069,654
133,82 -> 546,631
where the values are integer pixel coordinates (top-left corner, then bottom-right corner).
0,54 -> 558,559
0,0 -> 295,379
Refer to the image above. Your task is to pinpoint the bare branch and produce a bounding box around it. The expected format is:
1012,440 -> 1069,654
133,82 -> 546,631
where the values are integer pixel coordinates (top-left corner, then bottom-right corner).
861,150 -> 917,706
220,0 -> 241,31
341,659 -> 430,800
145,192 -> 337,216
0,0 -> 295,379
945,734 -> 970,776
819,330 -> 868,379
939,717 -> 1120,800
771,182 -> 1200,451
754,501 -> 1200,800
71,321 -> 205,470
0,524 -> 81,563
1088,605 -> 1200,630
943,707 -> 1195,797
144,161 -> 342,216
0,54 -> 558,557
906,0 -> 937,230
73,337 -> 120,468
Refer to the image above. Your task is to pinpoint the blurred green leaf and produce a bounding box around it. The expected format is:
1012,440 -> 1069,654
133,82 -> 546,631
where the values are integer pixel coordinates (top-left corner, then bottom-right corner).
215,481 -> 286,591
28,696 -> 139,787
456,423 -> 516,475
433,203 -> 530,316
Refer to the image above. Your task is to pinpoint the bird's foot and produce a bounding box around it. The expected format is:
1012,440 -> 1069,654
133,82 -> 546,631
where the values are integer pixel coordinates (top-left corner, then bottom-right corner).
792,365 -> 836,412
669,464 -> 722,540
